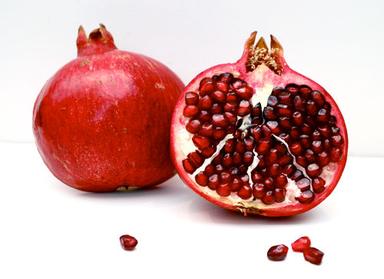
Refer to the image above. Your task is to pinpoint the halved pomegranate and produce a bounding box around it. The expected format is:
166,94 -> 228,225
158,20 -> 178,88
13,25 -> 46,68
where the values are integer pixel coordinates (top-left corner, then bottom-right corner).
171,32 -> 348,216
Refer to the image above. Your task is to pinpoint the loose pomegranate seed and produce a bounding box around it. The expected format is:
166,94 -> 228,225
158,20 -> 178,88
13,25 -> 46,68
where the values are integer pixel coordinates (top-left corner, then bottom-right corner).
120,235 -> 138,251
303,247 -> 324,265
291,236 -> 311,252
267,244 -> 288,261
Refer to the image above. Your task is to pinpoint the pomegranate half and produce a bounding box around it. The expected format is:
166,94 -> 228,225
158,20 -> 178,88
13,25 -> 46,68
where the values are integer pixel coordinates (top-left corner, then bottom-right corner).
171,32 -> 347,216
33,25 -> 184,192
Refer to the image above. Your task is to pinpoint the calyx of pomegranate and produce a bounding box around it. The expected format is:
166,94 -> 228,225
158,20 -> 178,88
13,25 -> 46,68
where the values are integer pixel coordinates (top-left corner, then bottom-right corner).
173,32 -> 348,216
76,24 -> 117,56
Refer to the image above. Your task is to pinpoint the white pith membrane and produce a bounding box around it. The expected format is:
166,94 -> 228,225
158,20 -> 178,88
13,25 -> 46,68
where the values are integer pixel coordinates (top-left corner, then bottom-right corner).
175,35 -> 344,212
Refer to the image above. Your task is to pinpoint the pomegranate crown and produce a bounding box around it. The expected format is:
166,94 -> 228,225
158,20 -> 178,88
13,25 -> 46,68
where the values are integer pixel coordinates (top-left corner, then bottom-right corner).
76,24 -> 117,56
242,32 -> 285,75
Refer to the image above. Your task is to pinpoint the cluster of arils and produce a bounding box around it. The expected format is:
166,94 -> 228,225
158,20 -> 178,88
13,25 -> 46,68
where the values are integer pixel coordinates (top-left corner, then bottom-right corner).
181,72 -> 344,205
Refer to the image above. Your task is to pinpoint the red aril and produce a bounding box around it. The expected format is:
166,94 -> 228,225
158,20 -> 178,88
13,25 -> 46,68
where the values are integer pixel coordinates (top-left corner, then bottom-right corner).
120,234 -> 138,251
33,25 -> 184,192
267,244 -> 288,261
303,247 -> 324,265
291,236 -> 311,252
171,32 -> 348,216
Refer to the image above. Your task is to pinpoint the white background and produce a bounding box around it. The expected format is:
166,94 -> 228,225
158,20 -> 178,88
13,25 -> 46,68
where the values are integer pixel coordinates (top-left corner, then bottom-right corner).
1,0 -> 383,278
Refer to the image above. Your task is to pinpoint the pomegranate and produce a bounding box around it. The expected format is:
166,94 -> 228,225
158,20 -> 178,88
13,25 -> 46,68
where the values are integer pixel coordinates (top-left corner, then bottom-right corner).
33,25 -> 184,192
291,236 -> 311,252
303,247 -> 324,265
171,32 -> 347,216
120,234 -> 138,251
267,244 -> 288,261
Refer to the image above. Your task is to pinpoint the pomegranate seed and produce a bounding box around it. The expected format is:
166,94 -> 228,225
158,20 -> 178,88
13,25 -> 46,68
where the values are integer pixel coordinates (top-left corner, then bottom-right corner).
201,146 -> 215,158
243,151 -> 254,165
296,190 -> 314,203
230,178 -> 242,191
220,171 -> 232,183
120,235 -> 138,251
186,119 -> 201,134
264,177 -> 274,190
311,90 -> 325,106
279,117 -> 291,129
182,159 -> 195,174
269,163 -> 281,177
236,86 -> 254,100
238,184 -> 252,199
312,177 -> 326,193
306,100 -> 317,116
278,91 -> 291,104
278,154 -> 292,166
303,247 -> 324,265
216,81 -> 229,92
256,139 -> 271,154
195,172 -> 208,186
318,125 -> 331,138
331,134 -> 343,146
304,149 -> 316,163
300,123 -> 312,135
192,135 -> 210,150
215,164 -> 224,173
267,95 -> 278,106
252,102 -> 262,116
279,133 -> 290,143
216,184 -> 231,197
187,151 -> 204,168
226,92 -> 237,103
253,183 -> 265,199
285,83 -> 299,94
262,190 -> 275,204
293,95 -> 305,111
272,86 -> 285,95
243,137 -> 255,151
213,128 -> 226,140
204,164 -> 215,176
291,236 -> 311,252
277,104 -> 292,117
292,111 -> 303,126
300,135 -> 311,148
185,92 -> 199,105
267,244 -> 288,261
199,80 -> 215,95
224,112 -> 237,125
290,142 -> 302,155
323,139 -> 331,150
296,155 -> 307,167
199,95 -> 213,110
317,151 -> 330,167
222,153 -> 233,167
211,90 -> 226,103
330,147 -> 342,162
251,171 -> 263,183
296,178 -> 310,191
219,73 -> 234,83
198,110 -> 210,122
211,103 -> 223,114
290,126 -> 300,139
233,152 -> 242,165
235,141 -> 246,153
199,123 -> 213,137
306,163 -> 322,178
212,114 -> 228,128
208,174 -> 219,190
312,130 -> 321,140
283,164 -> 295,176
266,121 -> 280,134
264,107 -> 277,120
183,105 -> 199,117
299,85 -> 312,97
275,174 -> 288,188
290,169 -> 303,181
317,108 -> 329,123
238,100 -> 251,116
274,188 -> 286,203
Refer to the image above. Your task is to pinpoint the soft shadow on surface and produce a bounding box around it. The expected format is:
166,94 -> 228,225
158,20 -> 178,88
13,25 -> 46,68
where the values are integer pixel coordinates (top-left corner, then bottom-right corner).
186,195 -> 332,225
52,175 -> 191,201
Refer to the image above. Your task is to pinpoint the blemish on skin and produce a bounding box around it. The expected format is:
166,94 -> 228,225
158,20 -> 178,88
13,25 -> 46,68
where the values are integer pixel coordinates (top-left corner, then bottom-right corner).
155,82 -> 165,90
80,59 -> 91,67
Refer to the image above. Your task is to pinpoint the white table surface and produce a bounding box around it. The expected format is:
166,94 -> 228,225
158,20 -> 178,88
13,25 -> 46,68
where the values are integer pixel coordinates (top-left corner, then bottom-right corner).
0,142 -> 382,278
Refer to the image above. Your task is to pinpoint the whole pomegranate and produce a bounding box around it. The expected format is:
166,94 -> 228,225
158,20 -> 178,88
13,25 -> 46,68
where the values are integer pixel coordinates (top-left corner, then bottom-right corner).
171,32 -> 347,216
33,24 -> 184,192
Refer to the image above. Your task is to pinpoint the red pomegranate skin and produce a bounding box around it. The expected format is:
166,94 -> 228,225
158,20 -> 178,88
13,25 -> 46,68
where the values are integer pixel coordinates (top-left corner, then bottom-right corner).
33,25 -> 184,192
